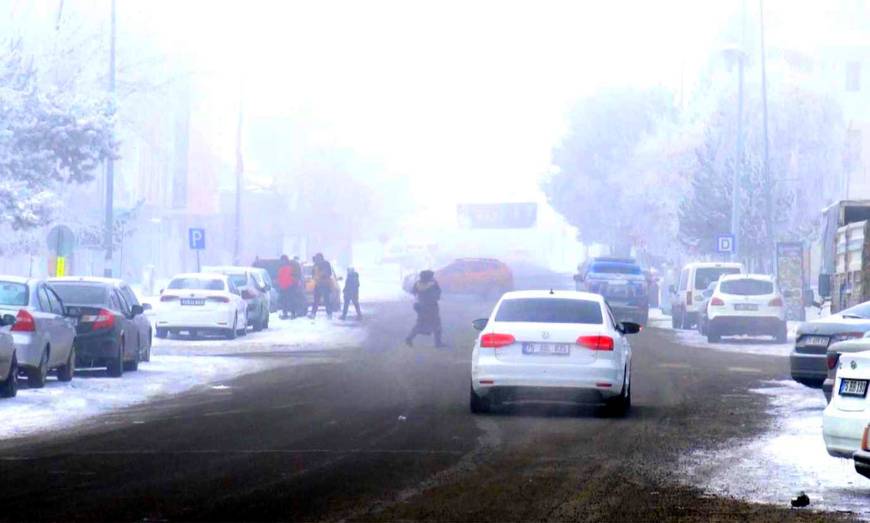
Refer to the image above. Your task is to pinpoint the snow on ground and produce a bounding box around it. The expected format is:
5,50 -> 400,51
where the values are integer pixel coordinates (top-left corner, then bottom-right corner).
683,380 -> 870,519
0,355 -> 265,441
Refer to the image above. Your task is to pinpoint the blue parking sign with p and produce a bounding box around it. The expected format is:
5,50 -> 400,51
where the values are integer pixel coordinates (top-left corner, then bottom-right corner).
717,234 -> 734,253
189,228 -> 206,250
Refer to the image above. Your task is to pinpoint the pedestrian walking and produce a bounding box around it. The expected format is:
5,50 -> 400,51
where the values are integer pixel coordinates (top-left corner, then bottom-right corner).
406,270 -> 444,347
276,255 -> 295,319
340,267 -> 362,320
309,253 -> 335,319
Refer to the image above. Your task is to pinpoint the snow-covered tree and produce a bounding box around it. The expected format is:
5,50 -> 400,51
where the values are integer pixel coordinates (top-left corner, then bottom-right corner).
0,40 -> 116,231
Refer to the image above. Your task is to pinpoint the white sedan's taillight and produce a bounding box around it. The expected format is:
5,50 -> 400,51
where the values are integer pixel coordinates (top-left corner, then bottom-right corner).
480,333 -> 515,348
768,297 -> 783,307
577,335 -> 614,351
862,425 -> 870,451
207,296 -> 230,303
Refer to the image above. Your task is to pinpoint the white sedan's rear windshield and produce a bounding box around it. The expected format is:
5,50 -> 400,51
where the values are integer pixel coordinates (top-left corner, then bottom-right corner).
0,282 -> 28,306
720,279 -> 773,296
168,278 -> 225,291
495,298 -> 602,324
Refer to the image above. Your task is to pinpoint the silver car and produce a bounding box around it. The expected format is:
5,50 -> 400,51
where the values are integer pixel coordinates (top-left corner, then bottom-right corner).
202,266 -> 270,331
0,277 -> 76,387
0,317 -> 17,397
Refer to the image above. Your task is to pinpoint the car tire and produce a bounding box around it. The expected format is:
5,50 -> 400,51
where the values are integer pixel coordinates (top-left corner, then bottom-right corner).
57,346 -> 75,383
226,315 -> 238,340
107,338 -> 124,378
469,383 -> 491,414
263,312 -> 269,330
0,353 -> 18,398
124,345 -> 139,371
143,334 -> 152,362
156,328 -> 168,339
707,325 -> 721,343
775,323 -> 788,343
27,348 -> 49,388
602,379 -> 631,417
796,378 -> 825,389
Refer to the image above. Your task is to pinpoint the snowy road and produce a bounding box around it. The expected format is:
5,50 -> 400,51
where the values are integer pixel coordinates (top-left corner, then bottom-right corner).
0,311 -> 368,444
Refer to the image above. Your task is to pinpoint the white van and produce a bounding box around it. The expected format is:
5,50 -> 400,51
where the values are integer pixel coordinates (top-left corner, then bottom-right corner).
670,262 -> 744,329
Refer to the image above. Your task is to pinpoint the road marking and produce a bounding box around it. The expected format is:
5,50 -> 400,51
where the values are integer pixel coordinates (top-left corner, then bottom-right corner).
727,367 -> 763,374
659,363 -> 691,369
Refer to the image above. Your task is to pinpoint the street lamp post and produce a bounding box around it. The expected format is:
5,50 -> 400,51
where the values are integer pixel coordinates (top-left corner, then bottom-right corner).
103,0 -> 116,277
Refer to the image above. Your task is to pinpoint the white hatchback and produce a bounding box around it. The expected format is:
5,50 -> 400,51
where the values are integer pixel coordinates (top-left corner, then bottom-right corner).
470,290 -> 639,415
703,274 -> 786,343
823,350 -> 870,458
155,273 -> 249,340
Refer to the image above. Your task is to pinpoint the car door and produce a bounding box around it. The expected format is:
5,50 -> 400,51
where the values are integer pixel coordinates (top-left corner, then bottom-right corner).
34,284 -> 64,367
604,302 -> 630,382
227,281 -> 247,322
120,285 -> 150,350
111,289 -> 137,360
44,286 -> 75,365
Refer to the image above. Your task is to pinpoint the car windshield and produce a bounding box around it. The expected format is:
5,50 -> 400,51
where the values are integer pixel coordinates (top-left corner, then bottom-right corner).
590,262 -> 641,275
495,298 -> 603,324
50,284 -> 109,306
0,282 -> 28,306
694,268 -> 741,289
719,279 -> 773,296
168,278 -> 225,291
227,274 -> 248,288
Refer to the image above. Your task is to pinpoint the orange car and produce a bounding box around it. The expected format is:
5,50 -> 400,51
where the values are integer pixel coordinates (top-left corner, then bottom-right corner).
434,258 -> 513,298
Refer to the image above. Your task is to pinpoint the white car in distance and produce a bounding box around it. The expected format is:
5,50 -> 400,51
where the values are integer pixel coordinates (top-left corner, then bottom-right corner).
703,274 -> 787,343
823,350 -> 870,459
470,290 -> 639,416
155,273 -> 249,340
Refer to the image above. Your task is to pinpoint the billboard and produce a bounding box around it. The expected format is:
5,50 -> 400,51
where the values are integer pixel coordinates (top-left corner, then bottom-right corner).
457,203 -> 537,229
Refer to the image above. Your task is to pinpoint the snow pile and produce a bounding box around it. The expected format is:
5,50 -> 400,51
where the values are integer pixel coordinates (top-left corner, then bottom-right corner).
672,329 -> 794,357
0,355 -> 264,442
684,380 -> 870,518
153,311 -> 367,356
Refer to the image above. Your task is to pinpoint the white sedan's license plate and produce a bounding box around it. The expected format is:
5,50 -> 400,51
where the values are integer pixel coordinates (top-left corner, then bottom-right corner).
840,379 -> 868,397
522,343 -> 570,356
801,335 -> 829,347
734,303 -> 758,311
181,298 -> 205,306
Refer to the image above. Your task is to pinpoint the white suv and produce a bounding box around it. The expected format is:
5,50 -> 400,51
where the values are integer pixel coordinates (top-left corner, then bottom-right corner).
703,274 -> 787,343
823,350 -> 870,458
671,262 -> 744,329
469,290 -> 639,416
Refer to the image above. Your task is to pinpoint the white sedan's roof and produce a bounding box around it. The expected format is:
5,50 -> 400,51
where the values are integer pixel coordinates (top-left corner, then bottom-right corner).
202,266 -> 251,275
0,275 -> 32,284
719,273 -> 774,282
500,290 -> 603,302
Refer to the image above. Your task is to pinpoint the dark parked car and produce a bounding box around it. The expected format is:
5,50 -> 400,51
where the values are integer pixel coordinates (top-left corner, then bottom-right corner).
790,300 -> 870,388
575,257 -> 649,325
48,277 -> 152,377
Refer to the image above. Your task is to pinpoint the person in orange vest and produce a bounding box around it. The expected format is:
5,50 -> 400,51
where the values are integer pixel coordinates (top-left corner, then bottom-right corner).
277,255 -> 295,319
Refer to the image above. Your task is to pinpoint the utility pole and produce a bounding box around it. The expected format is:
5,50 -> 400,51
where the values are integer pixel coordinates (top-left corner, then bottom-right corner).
759,0 -> 773,270
103,0 -> 116,277
731,0 -> 747,263
233,87 -> 243,265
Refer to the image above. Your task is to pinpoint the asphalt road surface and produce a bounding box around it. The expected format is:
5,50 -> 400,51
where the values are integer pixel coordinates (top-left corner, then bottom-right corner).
0,296 -> 853,521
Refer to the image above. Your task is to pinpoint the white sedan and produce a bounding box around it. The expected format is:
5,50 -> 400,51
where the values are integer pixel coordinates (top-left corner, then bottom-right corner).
703,273 -> 787,343
155,273 -> 248,340
823,350 -> 870,458
470,290 -> 639,416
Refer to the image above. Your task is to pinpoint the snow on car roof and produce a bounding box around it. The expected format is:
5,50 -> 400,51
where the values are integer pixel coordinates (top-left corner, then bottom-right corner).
499,290 -> 603,302
0,275 -> 33,284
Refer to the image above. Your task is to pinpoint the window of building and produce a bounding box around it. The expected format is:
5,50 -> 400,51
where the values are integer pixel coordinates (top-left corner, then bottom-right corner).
847,61 -> 861,92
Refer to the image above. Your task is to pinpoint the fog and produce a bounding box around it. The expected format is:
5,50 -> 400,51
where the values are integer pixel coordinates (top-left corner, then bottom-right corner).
0,0 -> 867,286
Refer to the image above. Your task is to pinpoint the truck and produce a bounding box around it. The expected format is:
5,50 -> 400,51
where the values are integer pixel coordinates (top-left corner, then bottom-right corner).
819,200 -> 870,312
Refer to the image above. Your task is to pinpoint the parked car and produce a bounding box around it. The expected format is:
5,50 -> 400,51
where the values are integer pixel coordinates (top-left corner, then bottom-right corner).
0,315 -> 18,398
469,290 -> 639,416
203,266 -> 270,331
790,300 -> 870,388
251,267 -> 279,313
0,277 -> 76,387
574,257 -> 649,326
855,424 -> 870,479
405,258 -> 513,299
822,350 -> 870,458
824,334 -> 870,403
155,273 -> 248,340
670,262 -> 744,329
695,282 -> 718,336
49,277 -> 150,377
700,274 -> 787,343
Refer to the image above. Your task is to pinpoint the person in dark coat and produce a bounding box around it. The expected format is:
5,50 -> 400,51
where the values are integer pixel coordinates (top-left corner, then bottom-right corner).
406,270 -> 444,347
340,268 -> 362,320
